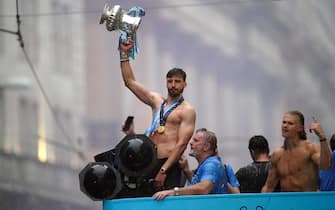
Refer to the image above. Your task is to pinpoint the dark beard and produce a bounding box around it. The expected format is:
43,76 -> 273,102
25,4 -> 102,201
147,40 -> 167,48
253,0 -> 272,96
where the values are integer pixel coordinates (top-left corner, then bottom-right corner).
168,88 -> 183,98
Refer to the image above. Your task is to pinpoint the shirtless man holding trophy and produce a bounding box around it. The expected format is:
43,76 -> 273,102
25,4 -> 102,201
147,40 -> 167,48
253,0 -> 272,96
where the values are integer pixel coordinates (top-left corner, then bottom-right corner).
100,4 -> 196,196
119,40 -> 196,194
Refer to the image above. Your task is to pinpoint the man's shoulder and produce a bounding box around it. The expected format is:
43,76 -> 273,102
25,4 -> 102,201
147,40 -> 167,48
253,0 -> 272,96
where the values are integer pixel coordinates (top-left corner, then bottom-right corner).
200,158 -> 224,177
298,139 -> 319,152
206,156 -> 221,162
178,101 -> 196,119
203,156 -> 222,167
237,162 -> 270,176
303,139 -> 317,147
273,146 -> 285,154
237,162 -> 259,173
181,101 -> 195,111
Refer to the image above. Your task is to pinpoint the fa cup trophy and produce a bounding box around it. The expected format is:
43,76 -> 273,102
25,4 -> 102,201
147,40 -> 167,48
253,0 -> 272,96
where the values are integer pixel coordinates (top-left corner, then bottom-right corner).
99,4 -> 145,59
100,4 -> 144,38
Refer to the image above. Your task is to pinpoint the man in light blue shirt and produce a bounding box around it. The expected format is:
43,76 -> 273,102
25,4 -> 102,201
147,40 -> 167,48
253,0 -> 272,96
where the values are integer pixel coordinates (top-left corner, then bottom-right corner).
153,128 -> 239,200
188,154 -> 225,194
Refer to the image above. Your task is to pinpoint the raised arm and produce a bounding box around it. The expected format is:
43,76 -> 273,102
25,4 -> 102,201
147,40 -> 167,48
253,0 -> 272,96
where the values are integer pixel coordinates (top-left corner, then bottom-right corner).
310,117 -> 332,170
119,39 -> 161,107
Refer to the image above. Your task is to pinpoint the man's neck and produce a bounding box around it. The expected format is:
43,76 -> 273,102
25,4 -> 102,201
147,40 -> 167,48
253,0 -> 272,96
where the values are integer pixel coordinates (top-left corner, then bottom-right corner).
253,153 -> 270,162
197,153 -> 213,165
166,95 -> 183,105
284,136 -> 301,150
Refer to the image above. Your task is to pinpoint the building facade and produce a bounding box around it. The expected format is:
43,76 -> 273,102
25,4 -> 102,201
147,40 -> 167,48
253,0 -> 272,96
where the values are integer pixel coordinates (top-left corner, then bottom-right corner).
0,0 -> 98,209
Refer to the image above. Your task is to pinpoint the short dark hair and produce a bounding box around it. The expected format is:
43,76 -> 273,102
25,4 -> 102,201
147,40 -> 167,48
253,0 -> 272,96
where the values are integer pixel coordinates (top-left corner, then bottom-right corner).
166,68 -> 186,81
330,134 -> 335,151
248,135 -> 270,154
287,110 -> 307,140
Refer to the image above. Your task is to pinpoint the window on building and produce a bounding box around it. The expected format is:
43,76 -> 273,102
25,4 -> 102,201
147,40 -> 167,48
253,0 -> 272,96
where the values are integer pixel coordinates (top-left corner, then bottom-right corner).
18,97 -> 38,158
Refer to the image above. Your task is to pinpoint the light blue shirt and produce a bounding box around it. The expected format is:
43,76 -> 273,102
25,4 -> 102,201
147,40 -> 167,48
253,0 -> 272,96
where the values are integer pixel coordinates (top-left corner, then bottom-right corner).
187,156 -> 225,194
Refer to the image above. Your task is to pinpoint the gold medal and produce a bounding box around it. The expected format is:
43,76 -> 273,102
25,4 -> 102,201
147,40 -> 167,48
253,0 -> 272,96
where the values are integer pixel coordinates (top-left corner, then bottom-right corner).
157,125 -> 165,134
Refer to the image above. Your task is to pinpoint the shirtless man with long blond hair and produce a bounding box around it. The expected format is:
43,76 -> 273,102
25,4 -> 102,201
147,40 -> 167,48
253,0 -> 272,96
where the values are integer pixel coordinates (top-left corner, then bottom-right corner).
262,111 -> 331,192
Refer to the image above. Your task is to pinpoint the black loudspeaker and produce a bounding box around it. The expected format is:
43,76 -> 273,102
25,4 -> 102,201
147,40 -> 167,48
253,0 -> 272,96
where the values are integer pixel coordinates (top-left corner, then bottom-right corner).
79,162 -> 121,201
79,134 -> 157,200
116,134 -> 157,177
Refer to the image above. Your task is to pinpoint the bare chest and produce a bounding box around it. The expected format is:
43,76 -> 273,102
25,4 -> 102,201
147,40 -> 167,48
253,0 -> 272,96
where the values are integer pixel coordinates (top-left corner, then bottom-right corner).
161,106 -> 183,126
277,148 -> 313,176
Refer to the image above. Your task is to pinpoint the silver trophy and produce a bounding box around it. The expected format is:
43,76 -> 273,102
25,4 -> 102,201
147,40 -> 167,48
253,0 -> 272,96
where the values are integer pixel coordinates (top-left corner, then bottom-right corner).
99,4 -> 142,37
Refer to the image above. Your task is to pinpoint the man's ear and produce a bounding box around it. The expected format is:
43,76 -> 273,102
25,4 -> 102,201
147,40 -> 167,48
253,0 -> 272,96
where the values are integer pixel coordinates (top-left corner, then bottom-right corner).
249,149 -> 255,160
203,141 -> 210,152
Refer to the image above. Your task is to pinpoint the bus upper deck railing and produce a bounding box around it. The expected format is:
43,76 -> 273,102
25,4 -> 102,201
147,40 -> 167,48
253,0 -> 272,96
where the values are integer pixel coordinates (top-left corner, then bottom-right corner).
103,192 -> 335,210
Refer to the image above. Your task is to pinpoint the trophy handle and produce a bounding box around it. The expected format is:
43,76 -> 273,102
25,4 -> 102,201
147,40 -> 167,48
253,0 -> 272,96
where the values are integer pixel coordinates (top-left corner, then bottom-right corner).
99,4 -> 109,24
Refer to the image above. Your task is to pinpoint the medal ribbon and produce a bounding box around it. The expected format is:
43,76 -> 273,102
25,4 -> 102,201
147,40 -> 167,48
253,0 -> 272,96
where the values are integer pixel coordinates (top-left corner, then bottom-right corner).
159,97 -> 184,126
144,97 -> 184,136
